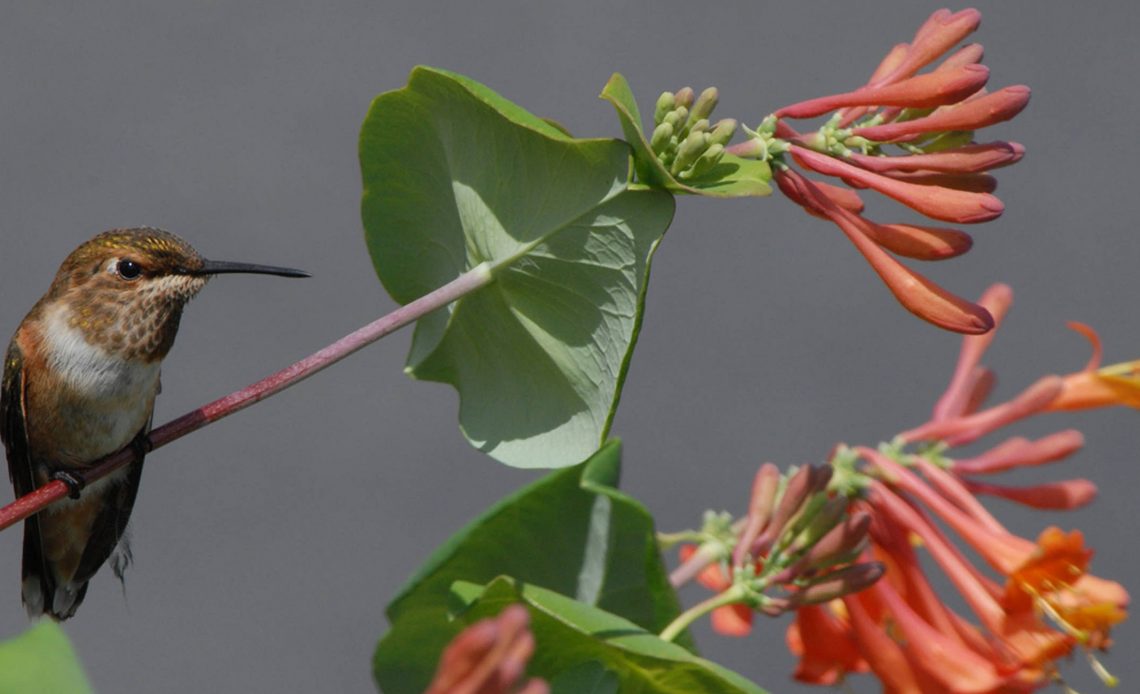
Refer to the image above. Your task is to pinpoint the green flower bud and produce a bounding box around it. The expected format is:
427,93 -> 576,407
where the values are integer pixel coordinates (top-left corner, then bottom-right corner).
688,118 -> 710,135
678,143 -> 724,180
654,92 -> 676,124
674,86 -> 695,109
708,119 -> 737,147
689,87 -> 719,124
787,496 -> 849,555
662,106 -> 688,130
670,130 -> 710,175
650,122 -> 674,155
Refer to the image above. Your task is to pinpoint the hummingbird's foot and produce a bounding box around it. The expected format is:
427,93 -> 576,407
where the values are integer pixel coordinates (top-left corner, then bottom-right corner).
51,470 -> 85,500
129,431 -> 154,461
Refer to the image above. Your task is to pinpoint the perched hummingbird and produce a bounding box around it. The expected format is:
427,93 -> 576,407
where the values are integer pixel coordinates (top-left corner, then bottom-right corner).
1,228 -> 307,619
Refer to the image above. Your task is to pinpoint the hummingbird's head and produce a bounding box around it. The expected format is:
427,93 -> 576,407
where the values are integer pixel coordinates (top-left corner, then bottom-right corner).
43,227 -> 308,361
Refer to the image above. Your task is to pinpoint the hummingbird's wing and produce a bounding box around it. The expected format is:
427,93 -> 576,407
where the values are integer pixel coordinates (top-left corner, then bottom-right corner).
2,339 -> 55,617
2,340 -> 32,496
73,425 -> 146,586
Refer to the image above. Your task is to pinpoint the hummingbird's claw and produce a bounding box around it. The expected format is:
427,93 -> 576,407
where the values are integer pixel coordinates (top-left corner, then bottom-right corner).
51,470 -> 86,500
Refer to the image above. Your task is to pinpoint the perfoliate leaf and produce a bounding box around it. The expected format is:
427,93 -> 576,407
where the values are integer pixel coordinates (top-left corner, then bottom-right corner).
374,441 -> 691,692
361,66 -> 675,468
0,621 -> 92,694
452,578 -> 769,694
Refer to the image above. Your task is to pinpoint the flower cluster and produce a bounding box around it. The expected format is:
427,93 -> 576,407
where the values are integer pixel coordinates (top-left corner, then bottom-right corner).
424,604 -> 548,694
732,8 -> 1029,334
649,87 -> 737,180
666,284 -> 1131,691
659,464 -> 883,642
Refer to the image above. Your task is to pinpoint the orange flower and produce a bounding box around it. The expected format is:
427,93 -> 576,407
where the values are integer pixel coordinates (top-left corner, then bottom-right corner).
786,604 -> 869,685
1048,322 -> 1140,411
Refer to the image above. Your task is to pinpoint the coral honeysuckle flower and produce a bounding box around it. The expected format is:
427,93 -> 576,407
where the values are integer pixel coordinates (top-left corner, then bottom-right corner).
666,283 -> 1128,689
776,283 -> 1126,690
1048,322 -> 1140,411
731,7 -> 1030,334
785,604 -> 869,685
424,604 -> 548,694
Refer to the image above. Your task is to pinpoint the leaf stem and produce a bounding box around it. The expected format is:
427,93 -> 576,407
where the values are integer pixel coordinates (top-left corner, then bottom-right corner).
658,584 -> 747,643
0,263 -> 495,532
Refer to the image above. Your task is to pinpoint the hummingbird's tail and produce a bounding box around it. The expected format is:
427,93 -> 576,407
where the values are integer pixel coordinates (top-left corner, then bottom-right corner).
21,459 -> 144,620
20,513 -> 89,620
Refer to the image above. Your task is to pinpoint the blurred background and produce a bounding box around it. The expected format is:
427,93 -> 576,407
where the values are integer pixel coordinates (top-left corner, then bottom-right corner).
0,2 -> 1136,692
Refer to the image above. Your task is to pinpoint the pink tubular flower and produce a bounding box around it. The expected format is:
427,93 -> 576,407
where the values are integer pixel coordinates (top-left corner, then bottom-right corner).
739,8 -> 1029,334
424,605 -> 548,694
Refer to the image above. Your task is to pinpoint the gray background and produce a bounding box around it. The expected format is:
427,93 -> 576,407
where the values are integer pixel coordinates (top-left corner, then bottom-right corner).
0,2 -> 1136,692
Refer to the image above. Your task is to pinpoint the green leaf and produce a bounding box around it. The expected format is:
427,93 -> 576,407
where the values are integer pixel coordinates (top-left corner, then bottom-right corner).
360,67 -> 675,468
0,621 -> 92,694
549,661 -> 621,694
375,441 -> 691,693
453,578 -> 768,694
600,73 -> 772,198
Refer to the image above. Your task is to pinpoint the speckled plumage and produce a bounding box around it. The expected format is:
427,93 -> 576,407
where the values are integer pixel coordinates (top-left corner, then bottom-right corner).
3,228 -> 209,619
2,227 -> 304,620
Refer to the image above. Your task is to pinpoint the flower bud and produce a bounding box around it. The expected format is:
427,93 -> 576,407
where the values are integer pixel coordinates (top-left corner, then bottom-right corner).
689,87 -> 719,124
778,64 -> 990,120
654,91 -> 676,124
671,131 -> 710,175
673,86 -> 695,109
650,122 -> 674,155
846,141 -> 1024,174
707,118 -> 737,147
680,143 -> 725,180
962,478 -> 1098,510
662,107 -> 687,130
788,496 -> 850,555
853,85 -> 1031,143
792,562 -> 885,606
862,221 -> 973,261
733,463 -> 782,568
953,430 -> 1084,475
791,146 -> 1004,224
797,511 -> 872,573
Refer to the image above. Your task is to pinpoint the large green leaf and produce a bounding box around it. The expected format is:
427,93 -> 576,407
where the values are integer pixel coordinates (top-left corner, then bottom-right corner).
600,73 -> 772,198
360,67 -> 675,468
452,578 -> 769,694
0,621 -> 92,694
375,441 -> 690,692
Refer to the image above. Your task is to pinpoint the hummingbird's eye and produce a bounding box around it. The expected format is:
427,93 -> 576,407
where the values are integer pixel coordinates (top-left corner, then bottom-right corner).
116,259 -> 143,280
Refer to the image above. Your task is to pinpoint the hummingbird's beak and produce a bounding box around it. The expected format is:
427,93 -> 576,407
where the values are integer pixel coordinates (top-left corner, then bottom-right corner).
193,259 -> 310,278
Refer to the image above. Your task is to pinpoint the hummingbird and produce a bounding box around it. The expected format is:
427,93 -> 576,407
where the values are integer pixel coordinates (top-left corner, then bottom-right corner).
1,227 -> 308,619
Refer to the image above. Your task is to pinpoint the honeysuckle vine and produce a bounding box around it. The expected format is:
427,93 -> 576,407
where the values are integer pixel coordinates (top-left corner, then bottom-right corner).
3,6 -> 1131,694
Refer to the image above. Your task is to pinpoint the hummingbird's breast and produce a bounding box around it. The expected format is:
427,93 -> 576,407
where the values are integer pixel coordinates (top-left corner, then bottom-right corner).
24,303 -> 160,469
